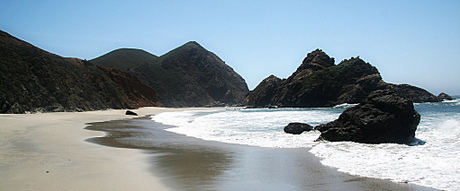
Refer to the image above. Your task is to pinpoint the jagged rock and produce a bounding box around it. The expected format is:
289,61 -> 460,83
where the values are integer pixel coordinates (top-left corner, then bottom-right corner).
284,122 -> 313,134
315,89 -> 420,144
437,92 -> 454,101
125,110 -> 138,116
244,75 -> 284,107
275,56 -> 385,107
246,49 -> 441,107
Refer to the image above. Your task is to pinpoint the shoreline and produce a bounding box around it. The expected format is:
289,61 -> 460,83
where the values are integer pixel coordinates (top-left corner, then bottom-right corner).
86,110 -> 438,191
0,107 -> 438,190
0,107 -> 215,191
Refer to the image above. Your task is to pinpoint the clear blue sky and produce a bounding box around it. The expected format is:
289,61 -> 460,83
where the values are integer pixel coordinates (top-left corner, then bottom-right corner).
1,0 -> 459,95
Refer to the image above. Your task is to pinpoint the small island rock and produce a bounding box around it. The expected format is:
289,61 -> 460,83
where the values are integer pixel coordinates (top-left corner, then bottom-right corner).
437,92 -> 454,101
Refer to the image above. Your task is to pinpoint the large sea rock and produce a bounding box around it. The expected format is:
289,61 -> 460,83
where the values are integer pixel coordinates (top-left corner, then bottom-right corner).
315,89 -> 420,144
245,49 -> 441,107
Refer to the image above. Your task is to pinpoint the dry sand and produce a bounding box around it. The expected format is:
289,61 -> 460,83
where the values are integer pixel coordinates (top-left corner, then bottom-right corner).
0,107 -> 202,191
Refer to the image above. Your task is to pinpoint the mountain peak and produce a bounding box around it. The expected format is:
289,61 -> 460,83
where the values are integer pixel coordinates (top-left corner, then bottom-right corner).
180,41 -> 206,51
301,49 -> 335,70
91,48 -> 159,70
185,40 -> 200,46
288,49 -> 335,81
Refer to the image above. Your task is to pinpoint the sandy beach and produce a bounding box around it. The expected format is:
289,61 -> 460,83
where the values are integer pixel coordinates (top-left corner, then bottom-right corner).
1,107 -> 437,191
0,107 -> 202,191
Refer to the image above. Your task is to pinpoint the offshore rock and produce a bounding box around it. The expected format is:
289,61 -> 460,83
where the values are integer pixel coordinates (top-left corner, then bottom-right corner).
315,89 -> 420,144
246,49 -> 441,108
437,92 -> 454,101
284,122 -> 313,135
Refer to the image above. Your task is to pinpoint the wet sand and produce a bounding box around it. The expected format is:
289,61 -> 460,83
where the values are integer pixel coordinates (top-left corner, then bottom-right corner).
86,116 -> 438,191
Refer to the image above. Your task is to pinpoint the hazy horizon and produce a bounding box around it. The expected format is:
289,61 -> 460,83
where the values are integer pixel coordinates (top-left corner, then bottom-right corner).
1,0 -> 459,95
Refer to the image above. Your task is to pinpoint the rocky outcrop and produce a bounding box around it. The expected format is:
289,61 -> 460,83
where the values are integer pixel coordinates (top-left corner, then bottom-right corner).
0,30 -> 161,114
92,41 -> 249,107
289,49 -> 335,81
437,92 -> 454,101
244,75 -> 284,107
386,84 -> 439,103
284,122 -> 313,134
125,110 -> 138,116
315,89 -> 420,144
246,49 -> 441,107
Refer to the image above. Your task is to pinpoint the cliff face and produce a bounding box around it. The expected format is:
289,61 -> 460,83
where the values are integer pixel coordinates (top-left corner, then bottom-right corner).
246,49 -> 440,107
92,41 -> 249,107
244,75 -> 283,107
0,30 -> 161,113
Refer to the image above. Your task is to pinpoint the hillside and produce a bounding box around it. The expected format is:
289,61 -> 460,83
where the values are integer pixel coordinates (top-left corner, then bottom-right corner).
0,30 -> 161,113
245,49 -> 442,107
92,41 -> 249,107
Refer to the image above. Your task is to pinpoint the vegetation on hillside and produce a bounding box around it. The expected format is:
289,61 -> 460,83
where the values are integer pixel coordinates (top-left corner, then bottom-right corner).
0,30 -> 161,113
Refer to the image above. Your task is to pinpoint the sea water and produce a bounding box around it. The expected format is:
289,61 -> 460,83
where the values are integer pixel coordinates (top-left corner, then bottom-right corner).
152,99 -> 460,190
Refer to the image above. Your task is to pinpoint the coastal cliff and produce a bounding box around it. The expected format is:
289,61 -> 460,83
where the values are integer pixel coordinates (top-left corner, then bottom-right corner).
245,49 -> 445,107
0,30 -> 161,113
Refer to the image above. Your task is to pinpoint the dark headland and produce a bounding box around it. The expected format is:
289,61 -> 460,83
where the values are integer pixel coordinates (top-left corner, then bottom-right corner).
244,49 -> 451,108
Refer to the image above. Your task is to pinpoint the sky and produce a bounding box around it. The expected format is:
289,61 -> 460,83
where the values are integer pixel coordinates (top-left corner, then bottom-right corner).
1,0 -> 459,95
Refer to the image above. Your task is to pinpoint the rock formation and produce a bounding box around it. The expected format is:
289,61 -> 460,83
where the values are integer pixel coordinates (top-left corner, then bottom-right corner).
0,30 -> 161,113
125,110 -> 138,116
315,89 -> 420,144
386,84 -> 439,103
245,49 -> 442,107
437,92 -> 454,101
91,41 -> 249,107
244,75 -> 283,107
284,122 -> 313,134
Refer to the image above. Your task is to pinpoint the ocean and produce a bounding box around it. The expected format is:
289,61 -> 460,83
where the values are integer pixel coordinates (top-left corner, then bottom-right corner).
152,98 -> 460,191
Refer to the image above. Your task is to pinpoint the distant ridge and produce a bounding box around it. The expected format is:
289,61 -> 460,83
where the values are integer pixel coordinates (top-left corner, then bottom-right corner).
92,41 -> 249,107
94,48 -> 159,71
0,30 -> 161,113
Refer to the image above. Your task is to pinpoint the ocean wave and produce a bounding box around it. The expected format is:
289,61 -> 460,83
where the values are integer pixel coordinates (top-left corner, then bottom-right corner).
151,108 -> 340,148
332,103 -> 358,109
151,103 -> 460,190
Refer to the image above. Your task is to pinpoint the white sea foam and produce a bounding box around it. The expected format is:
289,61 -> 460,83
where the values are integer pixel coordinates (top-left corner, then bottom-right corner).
310,105 -> 460,190
151,102 -> 460,190
152,108 -> 341,148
